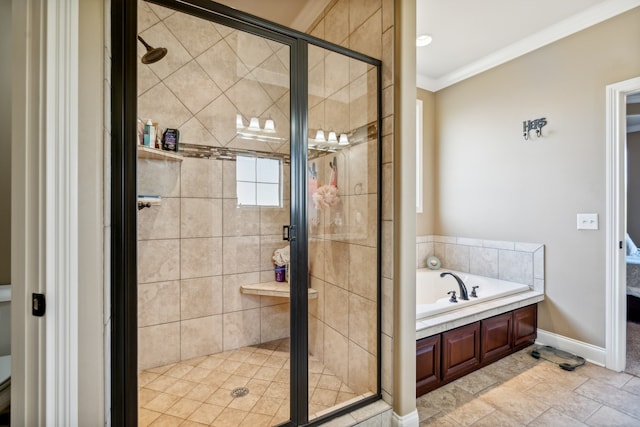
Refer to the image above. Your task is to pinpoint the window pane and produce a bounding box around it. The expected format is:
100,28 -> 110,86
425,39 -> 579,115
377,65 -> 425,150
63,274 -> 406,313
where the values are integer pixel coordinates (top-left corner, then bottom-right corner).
237,181 -> 256,205
236,156 -> 256,181
256,183 -> 280,206
257,158 -> 280,183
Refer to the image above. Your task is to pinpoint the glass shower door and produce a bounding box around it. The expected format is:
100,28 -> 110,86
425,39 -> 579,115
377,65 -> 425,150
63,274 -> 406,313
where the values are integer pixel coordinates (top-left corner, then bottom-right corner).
307,43 -> 380,420
136,3 -> 294,424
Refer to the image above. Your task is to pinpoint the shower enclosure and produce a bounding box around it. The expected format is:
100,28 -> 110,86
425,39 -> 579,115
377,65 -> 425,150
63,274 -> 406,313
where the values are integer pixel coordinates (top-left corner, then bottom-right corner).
113,1 -> 381,425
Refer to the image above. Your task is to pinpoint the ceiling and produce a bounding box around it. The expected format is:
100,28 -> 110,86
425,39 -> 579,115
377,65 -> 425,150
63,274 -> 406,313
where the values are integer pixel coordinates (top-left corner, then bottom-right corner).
218,1 -> 640,93
417,0 -> 640,91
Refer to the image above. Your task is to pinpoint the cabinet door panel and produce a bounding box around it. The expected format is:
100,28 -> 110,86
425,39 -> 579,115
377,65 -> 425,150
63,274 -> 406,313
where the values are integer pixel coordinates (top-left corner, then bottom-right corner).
441,322 -> 480,382
416,335 -> 441,397
513,305 -> 537,350
481,312 -> 512,365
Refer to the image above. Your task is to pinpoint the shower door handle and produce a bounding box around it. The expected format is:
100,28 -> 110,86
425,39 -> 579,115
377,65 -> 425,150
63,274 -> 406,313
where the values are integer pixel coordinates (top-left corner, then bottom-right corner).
283,225 -> 296,242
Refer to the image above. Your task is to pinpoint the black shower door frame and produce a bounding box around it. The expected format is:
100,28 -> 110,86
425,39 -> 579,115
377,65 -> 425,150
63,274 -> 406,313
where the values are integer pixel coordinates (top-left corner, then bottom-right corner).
111,1 -> 382,425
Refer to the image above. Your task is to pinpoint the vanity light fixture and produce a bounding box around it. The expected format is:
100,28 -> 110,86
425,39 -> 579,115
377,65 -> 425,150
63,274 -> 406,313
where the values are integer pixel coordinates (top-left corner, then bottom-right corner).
416,34 -> 433,47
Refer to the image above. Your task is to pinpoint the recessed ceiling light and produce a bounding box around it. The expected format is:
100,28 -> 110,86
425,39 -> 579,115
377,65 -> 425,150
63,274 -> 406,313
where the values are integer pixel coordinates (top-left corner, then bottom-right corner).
416,34 -> 433,47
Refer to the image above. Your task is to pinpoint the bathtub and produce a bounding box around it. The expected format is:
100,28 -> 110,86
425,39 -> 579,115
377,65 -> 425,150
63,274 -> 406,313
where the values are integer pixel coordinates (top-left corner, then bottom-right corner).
416,269 -> 530,320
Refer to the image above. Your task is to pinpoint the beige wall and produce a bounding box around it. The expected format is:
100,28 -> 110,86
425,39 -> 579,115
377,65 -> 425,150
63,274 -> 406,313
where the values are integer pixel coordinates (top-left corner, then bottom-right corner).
628,131 -> 640,240
416,88 -> 435,236
0,0 -> 11,285
78,0 -> 105,424
427,7 -> 640,347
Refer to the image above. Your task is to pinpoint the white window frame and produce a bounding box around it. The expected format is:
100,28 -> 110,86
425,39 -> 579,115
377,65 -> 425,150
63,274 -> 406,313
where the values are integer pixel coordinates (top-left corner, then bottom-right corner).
236,155 -> 282,207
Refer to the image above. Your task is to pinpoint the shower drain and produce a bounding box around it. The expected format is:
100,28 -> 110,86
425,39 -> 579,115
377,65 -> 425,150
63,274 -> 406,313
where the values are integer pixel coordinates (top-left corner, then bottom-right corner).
230,387 -> 249,398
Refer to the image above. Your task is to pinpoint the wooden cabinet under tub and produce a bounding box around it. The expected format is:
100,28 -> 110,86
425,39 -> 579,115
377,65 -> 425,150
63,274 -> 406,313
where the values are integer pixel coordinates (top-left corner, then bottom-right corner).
416,304 -> 537,397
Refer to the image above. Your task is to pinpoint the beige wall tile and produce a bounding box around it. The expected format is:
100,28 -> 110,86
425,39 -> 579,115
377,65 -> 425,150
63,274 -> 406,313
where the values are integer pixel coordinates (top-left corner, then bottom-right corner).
138,0 -> 160,33
260,201 -> 289,236
469,247 -> 499,278
197,38 -> 249,92
348,341 -> 376,395
195,94 -> 238,145
223,236 -> 261,274
349,10 -> 382,60
381,277 -> 393,337
310,276 -> 325,321
381,220 -> 392,279
181,315 -> 223,360
222,272 -> 261,313
260,303 -> 290,342
138,63 -> 159,96
348,293 -> 377,354
181,276 -> 223,320
381,163 -> 392,221
325,87 -> 350,134
324,326 -> 349,383
181,157 -> 222,198
223,199 -> 260,236
138,82 -> 192,130
181,198 -> 223,238
325,51 -> 351,98
308,235 -> 326,276
325,283 -> 349,336
165,60 -> 222,115
139,322 -> 181,370
226,78 -> 273,119
445,244 -> 470,272
223,308 -> 261,350
164,13 -> 222,57
349,0 -> 381,34
324,240 -> 349,289
222,160 -> 237,199
309,315 -> 324,362
179,117 -> 220,147
181,237 -> 223,279
138,158 -> 181,198
138,281 -> 181,327
498,250 -> 533,286
325,0 -> 350,45
349,244 -> 377,301
138,197 -> 180,240
138,239 -> 180,284
225,31 -> 273,71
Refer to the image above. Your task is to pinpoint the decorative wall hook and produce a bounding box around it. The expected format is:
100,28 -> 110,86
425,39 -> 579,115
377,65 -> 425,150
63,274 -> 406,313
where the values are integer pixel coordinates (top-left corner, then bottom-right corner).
523,117 -> 547,141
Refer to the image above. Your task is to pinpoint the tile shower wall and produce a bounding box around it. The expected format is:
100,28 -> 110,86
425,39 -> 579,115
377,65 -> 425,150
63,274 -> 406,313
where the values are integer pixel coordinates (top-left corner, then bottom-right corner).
137,157 -> 291,370
416,235 -> 545,292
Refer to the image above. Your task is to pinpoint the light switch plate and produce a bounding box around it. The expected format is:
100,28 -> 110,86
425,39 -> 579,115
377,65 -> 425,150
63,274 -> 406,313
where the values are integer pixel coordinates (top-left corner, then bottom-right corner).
577,213 -> 598,230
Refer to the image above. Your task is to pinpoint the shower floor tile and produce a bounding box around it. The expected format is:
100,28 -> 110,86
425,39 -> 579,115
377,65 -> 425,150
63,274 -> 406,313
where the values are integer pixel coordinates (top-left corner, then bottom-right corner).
138,338 -> 361,426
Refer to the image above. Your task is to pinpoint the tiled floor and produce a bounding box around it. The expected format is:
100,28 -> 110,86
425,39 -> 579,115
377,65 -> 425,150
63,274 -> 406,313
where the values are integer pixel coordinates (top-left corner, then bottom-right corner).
138,338 -> 364,426
417,345 -> 640,426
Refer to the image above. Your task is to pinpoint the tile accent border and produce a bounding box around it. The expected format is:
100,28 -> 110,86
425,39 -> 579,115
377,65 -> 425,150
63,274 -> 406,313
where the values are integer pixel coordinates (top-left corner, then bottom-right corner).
417,235 -> 545,293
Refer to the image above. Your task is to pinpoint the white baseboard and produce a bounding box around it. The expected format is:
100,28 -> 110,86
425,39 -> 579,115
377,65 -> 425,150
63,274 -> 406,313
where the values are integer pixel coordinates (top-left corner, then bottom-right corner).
392,409 -> 419,427
536,329 -> 606,367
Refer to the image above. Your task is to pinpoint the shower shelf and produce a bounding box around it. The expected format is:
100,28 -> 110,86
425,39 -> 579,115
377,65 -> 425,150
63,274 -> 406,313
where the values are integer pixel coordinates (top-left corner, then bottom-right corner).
138,145 -> 183,161
240,281 -> 318,299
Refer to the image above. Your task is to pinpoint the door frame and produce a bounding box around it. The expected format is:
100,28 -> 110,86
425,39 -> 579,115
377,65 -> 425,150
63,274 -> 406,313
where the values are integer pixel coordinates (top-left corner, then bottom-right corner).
605,76 -> 640,371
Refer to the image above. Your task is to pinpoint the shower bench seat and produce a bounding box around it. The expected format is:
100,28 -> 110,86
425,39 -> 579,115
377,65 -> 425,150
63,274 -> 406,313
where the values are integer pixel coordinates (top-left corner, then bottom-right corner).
240,281 -> 318,299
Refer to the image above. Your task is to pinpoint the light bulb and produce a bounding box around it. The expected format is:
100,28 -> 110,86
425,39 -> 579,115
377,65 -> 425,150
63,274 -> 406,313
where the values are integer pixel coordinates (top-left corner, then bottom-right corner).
338,133 -> 349,145
264,118 -> 275,133
327,131 -> 338,143
248,117 -> 260,131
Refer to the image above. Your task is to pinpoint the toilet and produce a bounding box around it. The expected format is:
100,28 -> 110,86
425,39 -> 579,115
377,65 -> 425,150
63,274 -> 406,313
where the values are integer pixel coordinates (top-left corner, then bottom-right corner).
0,284 -> 11,414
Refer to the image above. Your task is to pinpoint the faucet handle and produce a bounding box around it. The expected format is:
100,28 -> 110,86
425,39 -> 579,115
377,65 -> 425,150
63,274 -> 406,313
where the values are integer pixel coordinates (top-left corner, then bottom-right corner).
471,286 -> 479,298
447,290 -> 458,303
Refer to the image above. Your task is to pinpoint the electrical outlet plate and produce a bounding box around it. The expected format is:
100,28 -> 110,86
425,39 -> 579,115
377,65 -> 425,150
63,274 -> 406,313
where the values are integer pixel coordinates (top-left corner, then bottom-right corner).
577,213 -> 598,230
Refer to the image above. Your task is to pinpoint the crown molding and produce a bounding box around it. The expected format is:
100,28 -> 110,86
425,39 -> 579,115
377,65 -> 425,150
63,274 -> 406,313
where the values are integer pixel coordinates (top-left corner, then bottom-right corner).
417,0 -> 640,92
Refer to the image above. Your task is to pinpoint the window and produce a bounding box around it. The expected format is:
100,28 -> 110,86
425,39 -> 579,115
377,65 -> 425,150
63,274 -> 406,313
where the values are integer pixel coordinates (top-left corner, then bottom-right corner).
236,156 -> 282,206
416,99 -> 424,213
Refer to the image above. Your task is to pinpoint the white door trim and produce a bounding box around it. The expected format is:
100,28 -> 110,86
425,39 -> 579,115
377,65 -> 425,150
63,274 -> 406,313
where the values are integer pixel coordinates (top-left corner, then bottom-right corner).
44,0 -> 80,425
605,76 -> 640,371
